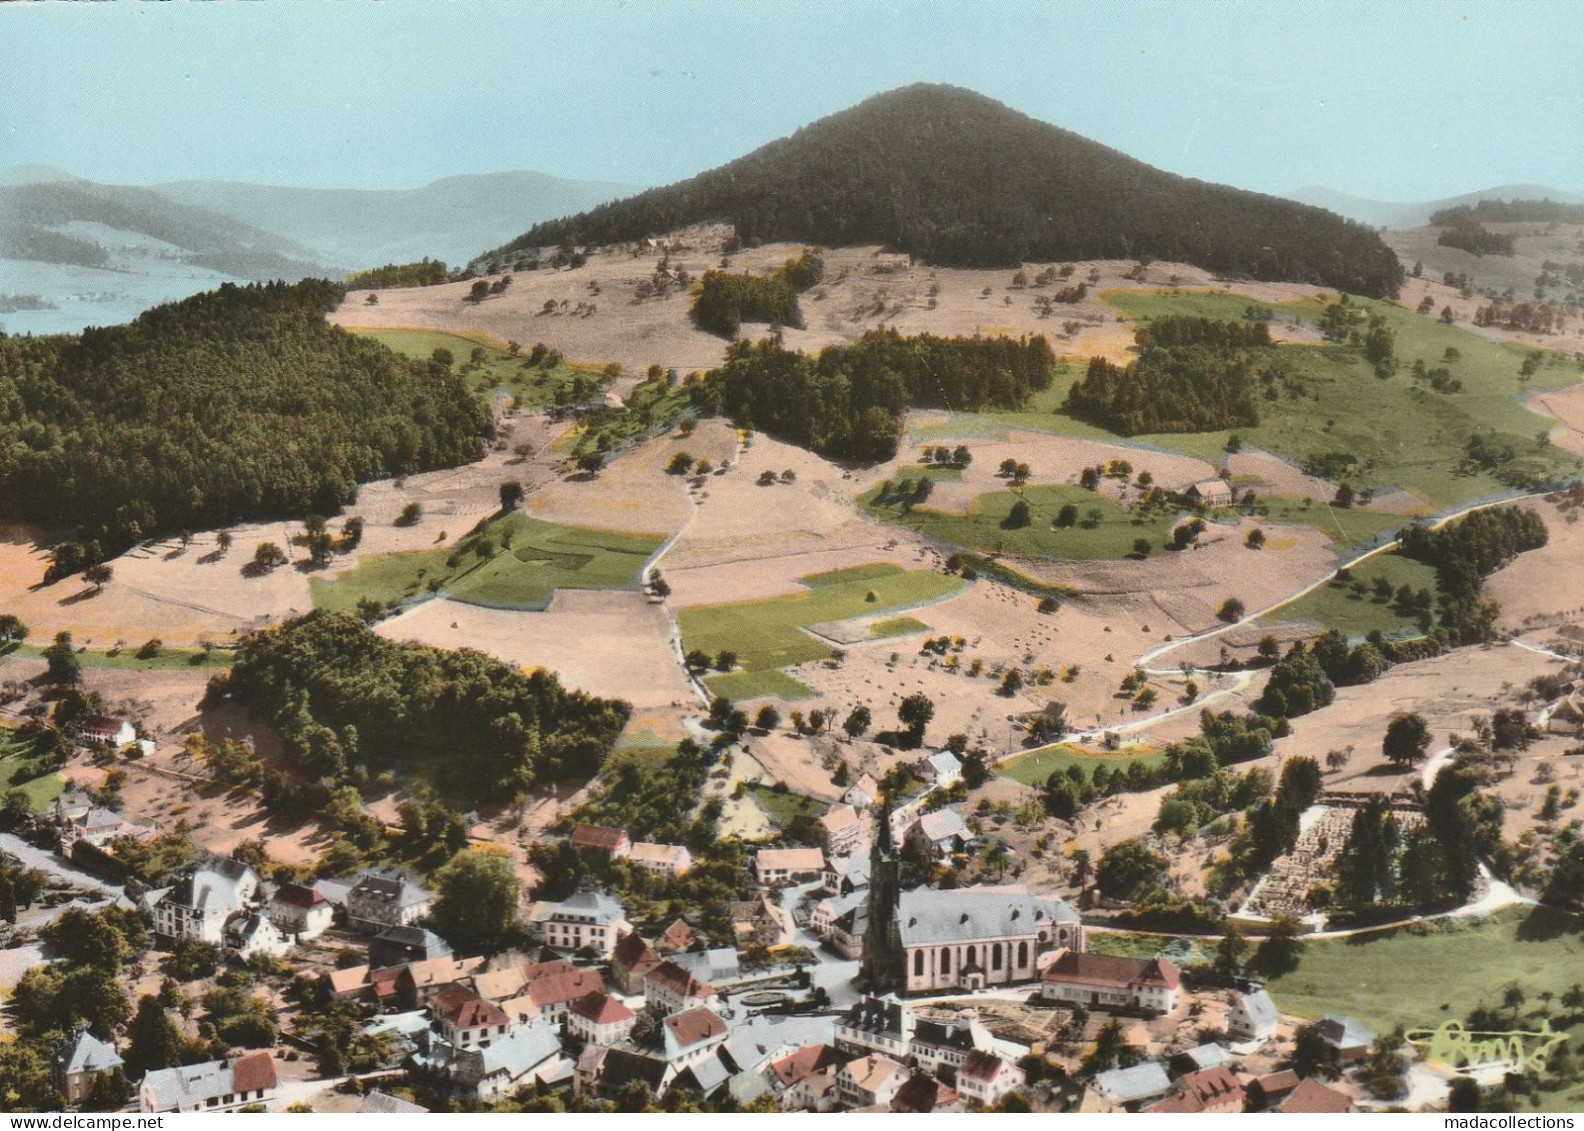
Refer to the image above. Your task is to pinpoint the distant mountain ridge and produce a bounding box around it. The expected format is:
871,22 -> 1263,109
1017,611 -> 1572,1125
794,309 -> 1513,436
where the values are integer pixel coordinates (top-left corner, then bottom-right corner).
483,83 -> 1404,298
1287,184 -> 1584,230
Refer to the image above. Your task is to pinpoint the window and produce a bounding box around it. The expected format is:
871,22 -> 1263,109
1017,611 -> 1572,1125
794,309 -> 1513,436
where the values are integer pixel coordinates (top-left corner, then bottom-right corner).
940,948 -> 951,974
1017,941 -> 1028,968
965,945 -> 977,969
992,942 -> 1003,971
913,950 -> 925,977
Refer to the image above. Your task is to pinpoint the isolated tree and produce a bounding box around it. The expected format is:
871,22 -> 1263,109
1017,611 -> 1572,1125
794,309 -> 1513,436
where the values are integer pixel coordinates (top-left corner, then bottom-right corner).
1006,500 -> 1032,528
124,996 -> 185,1080
430,849 -> 520,955
499,481 -> 524,512
84,563 -> 113,590
1213,927 -> 1247,982
1054,504 -> 1079,528
1383,713 -> 1431,769
843,706 -> 871,739
215,531 -> 233,555
1245,528 -> 1266,549
897,693 -> 935,743
715,651 -> 737,672
1095,838 -> 1168,901
44,631 -> 81,686
1217,597 -> 1245,622
0,614 -> 28,643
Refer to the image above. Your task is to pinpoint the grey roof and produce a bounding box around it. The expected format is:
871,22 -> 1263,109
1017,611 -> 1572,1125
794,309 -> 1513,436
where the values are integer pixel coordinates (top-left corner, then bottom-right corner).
827,890 -> 868,918
54,1029 -> 122,1076
838,996 -> 906,1040
312,878 -> 354,906
478,1025 -> 562,1079
1237,988 -> 1280,1030
913,1016 -> 981,1054
1094,1061 -> 1172,1104
551,888 -> 627,924
140,1059 -> 233,1110
365,1010 -> 432,1039
1318,1015 -> 1374,1049
373,925 -> 451,953
675,1049 -> 734,1095
913,808 -> 970,843
727,1015 -> 837,1074
727,1067 -> 774,1105
161,860 -> 255,917
671,946 -> 741,983
897,887 -> 1079,947
358,1090 -> 428,1114
825,853 -> 870,879
1179,1043 -> 1229,1070
597,1048 -> 668,1092
925,751 -> 962,779
349,871 -> 432,908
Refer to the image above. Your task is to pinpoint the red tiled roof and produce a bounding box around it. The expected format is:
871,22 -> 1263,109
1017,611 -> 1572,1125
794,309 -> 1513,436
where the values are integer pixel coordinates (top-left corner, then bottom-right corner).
230,1052 -> 278,1094
1042,950 -> 1180,991
81,716 -> 127,738
571,824 -> 627,851
438,990 -> 510,1031
1252,1070 -> 1300,1099
528,968 -> 604,1008
612,932 -> 661,972
271,882 -> 327,909
1177,1065 -> 1245,1106
569,990 -> 634,1026
960,1049 -> 1007,1084
1277,1078 -> 1352,1114
522,959 -> 579,982
769,1044 -> 843,1089
664,1006 -> 727,1049
1149,1093 -> 1205,1114
644,959 -> 714,1000
656,918 -> 697,953
891,1074 -> 960,1113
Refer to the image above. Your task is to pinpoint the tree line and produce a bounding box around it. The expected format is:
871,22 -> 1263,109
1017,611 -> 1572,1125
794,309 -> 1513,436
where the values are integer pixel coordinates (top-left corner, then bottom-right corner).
700,328 -> 1055,461
214,611 -> 630,804
0,280 -> 488,581
1398,505 -> 1549,643
345,258 -> 449,289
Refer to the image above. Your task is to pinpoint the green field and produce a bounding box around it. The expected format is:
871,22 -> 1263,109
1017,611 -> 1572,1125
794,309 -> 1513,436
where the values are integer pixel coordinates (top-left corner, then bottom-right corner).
998,742 -> 1165,786
1088,930 -> 1212,966
870,615 -> 930,639
1266,551 -> 1438,637
0,726 -> 65,810
704,670 -> 815,701
918,291 -> 1584,516
746,783 -> 826,827
1268,906 -> 1584,1035
353,328 -> 602,412
312,513 -> 663,614
678,565 -> 962,686
865,482 -> 1179,561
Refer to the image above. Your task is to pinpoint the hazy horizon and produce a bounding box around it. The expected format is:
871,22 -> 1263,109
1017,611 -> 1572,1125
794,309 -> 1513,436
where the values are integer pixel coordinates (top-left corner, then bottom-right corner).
4,0 -> 1583,203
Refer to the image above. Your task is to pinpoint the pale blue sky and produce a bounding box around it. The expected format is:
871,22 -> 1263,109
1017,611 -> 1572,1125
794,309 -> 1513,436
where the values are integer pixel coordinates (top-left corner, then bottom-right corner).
3,0 -> 1580,201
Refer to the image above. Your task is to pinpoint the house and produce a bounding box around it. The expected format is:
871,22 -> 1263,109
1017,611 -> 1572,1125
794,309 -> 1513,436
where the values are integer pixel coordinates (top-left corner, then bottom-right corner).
670,946 -> 741,987
1545,689 -> 1584,735
1170,1042 -> 1230,1075
576,1046 -> 669,1103
611,931 -> 663,994
222,911 -> 291,959
1091,1061 -> 1173,1111
891,1073 -> 964,1113
50,1028 -> 122,1106
956,1050 -> 1025,1108
357,1090 -> 429,1114
369,925 -> 452,968
79,716 -> 135,749
783,1068 -> 840,1112
654,917 -> 703,955
361,1012 -> 432,1065
904,808 -> 974,862
498,961 -> 605,1026
324,964 -> 373,1002
911,1011 -> 995,1079
1277,1077 -> 1355,1114
817,804 -> 866,857
1185,478 -> 1234,507
917,750 -> 963,787
663,1006 -> 729,1068
1247,1070 -> 1301,1111
265,882 -> 332,941
1151,1064 -> 1245,1114
150,858 -> 260,943
896,887 -> 1082,994
1039,951 -> 1180,1014
754,847 -> 824,887
730,893 -> 790,948
52,799 -> 154,856
644,959 -> 716,1017
344,871 -> 433,933
836,1053 -> 909,1110
810,890 -> 866,940
766,1044 -> 844,1096
628,842 -> 693,876
834,996 -> 912,1060
364,954 -> 486,1011
820,854 -> 870,897
668,1045 -> 741,1102
1229,987 -> 1281,1041
417,1024 -> 568,1102
1314,1015 -> 1374,1064
140,1052 -> 278,1113
826,900 -> 867,960
432,986 -> 514,1050
570,824 -> 631,858
843,773 -> 879,811
537,888 -> 630,958
565,991 -> 636,1046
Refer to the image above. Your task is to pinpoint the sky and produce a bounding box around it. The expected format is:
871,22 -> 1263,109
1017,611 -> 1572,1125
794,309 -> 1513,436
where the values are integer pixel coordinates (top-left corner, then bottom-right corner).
3,0 -> 1582,202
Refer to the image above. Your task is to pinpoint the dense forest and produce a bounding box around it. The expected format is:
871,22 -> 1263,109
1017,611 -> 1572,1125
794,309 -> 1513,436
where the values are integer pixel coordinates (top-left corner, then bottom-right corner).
219,612 -> 630,802
1430,199 -> 1584,226
1398,506 -> 1549,642
483,85 -> 1403,297
1064,317 -> 1266,434
1436,220 -> 1515,257
0,280 -> 489,579
345,258 -> 448,289
701,328 -> 1056,461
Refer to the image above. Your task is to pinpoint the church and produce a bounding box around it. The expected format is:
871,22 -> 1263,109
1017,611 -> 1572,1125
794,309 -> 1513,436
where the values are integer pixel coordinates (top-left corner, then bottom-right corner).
861,806 -> 1083,995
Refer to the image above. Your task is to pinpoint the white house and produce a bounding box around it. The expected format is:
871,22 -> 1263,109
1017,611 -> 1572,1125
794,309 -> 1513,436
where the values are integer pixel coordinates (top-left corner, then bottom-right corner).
79,716 -> 135,749
1228,987 -> 1280,1042
565,990 -> 636,1047
821,854 -> 870,897
817,805 -> 866,857
628,842 -> 693,876
223,911 -> 291,959
754,847 -> 824,887
140,1053 -> 277,1113
843,773 -> 880,810
344,871 -> 433,933
956,1050 -> 1025,1107
836,1054 -> 909,1110
918,751 -> 963,787
1039,951 -> 1181,1015
150,859 -> 260,944
539,889 -> 631,958
904,808 -> 974,862
265,882 -> 333,941
662,1006 -> 728,1069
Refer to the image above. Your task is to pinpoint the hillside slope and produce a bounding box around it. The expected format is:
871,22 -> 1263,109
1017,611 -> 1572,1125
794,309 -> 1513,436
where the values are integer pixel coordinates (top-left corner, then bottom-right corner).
484,84 -> 1403,297
1288,184 -> 1584,231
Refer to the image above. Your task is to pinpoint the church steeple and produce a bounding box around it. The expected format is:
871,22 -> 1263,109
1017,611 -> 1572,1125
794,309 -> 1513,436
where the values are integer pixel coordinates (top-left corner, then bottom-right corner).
860,797 -> 905,993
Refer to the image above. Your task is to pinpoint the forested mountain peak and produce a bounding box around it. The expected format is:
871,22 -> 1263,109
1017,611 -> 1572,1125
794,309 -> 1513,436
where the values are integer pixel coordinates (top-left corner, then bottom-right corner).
483,83 -> 1403,297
